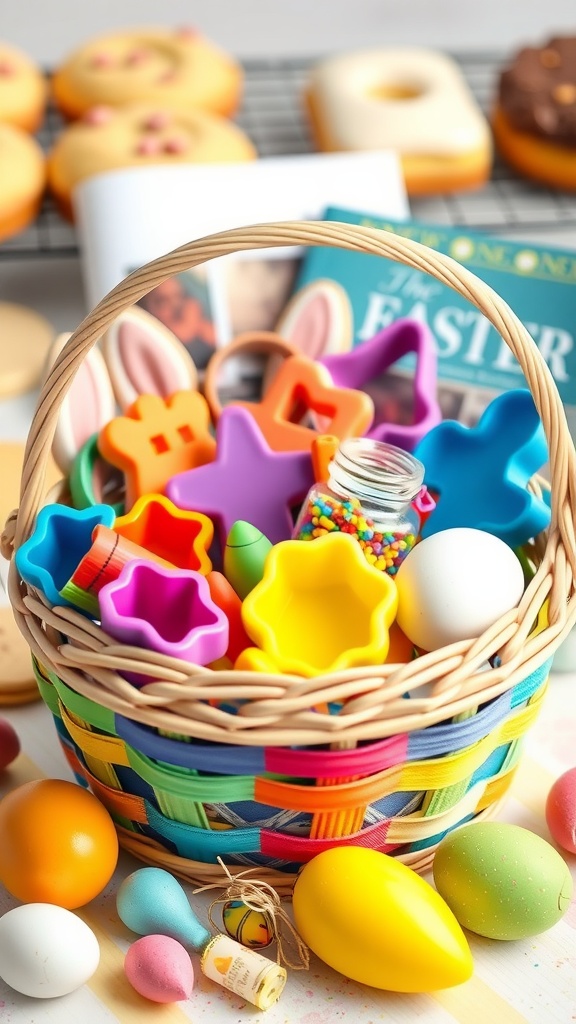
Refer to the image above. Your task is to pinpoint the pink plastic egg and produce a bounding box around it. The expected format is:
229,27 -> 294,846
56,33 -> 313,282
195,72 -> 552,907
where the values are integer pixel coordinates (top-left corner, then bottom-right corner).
546,767 -> 576,855
124,934 -> 194,1003
0,718 -> 20,771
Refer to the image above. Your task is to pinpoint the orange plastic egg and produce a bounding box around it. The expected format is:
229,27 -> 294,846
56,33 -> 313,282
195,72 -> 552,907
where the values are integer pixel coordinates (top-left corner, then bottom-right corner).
0,779 -> 119,908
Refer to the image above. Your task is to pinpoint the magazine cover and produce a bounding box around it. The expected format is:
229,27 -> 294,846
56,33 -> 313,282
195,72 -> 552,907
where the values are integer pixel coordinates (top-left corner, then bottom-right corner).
288,207 -> 576,437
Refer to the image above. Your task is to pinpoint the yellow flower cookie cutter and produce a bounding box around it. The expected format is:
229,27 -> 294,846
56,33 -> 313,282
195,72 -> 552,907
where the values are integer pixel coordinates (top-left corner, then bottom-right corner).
240,532 -> 398,677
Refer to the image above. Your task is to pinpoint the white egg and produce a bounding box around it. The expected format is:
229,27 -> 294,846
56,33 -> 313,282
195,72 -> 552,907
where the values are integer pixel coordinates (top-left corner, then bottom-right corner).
0,903 -> 100,998
395,528 -> 525,652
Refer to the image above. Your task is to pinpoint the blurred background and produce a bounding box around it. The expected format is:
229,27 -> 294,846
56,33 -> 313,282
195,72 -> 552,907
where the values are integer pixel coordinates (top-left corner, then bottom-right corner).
2,0 -> 575,62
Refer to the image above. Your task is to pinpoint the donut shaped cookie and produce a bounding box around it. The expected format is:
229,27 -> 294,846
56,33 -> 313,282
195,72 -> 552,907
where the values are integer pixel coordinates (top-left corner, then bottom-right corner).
493,36 -> 576,191
0,123 -> 46,242
305,48 -> 492,195
0,41 -> 47,132
47,104 -> 257,220
52,27 -> 243,120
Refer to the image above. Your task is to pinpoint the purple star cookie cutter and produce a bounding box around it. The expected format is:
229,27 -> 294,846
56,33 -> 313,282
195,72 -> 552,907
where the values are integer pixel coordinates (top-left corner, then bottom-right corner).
99,559 -> 229,667
166,405 -> 314,547
320,319 -> 441,451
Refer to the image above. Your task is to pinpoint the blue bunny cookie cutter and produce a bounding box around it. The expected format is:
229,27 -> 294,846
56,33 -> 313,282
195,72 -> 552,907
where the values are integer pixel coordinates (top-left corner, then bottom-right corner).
414,388 -> 550,547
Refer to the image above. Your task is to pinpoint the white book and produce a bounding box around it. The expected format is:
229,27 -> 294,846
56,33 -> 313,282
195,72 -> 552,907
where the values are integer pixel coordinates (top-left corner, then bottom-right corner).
74,151 -> 409,373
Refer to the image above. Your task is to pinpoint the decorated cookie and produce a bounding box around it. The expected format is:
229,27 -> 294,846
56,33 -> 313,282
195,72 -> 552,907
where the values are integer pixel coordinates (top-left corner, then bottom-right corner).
305,48 -> 492,195
51,27 -> 243,120
0,124 -> 45,242
47,103 -> 256,220
493,35 -> 576,191
0,40 -> 47,132
0,303 -> 54,398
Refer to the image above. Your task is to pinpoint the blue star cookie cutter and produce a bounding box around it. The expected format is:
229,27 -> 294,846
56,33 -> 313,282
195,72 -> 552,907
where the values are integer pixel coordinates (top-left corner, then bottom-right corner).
15,503 -> 115,606
414,389 -> 550,547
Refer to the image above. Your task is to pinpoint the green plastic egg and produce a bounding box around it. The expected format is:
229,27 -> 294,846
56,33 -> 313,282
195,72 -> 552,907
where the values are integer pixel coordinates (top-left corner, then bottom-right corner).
433,822 -> 573,940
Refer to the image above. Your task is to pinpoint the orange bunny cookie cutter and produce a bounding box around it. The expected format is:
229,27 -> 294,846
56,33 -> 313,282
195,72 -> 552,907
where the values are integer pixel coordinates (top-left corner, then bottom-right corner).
98,391 -> 216,510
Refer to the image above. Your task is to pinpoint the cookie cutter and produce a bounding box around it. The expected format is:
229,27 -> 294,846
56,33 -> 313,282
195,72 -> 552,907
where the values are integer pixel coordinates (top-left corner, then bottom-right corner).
166,405 -> 314,548
114,493 -> 213,573
15,503 -> 115,607
414,388 -> 550,546
99,559 -> 229,667
320,319 -> 441,451
98,391 -> 216,510
241,532 -> 398,677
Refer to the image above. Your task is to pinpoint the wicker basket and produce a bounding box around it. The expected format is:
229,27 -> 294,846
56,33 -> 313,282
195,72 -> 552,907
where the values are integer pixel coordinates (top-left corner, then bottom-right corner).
4,221 -> 576,896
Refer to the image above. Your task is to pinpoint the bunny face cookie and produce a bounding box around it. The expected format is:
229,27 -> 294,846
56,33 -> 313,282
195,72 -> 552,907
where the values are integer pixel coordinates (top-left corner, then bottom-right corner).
47,103 -> 256,219
52,27 -> 243,120
44,306 -> 198,494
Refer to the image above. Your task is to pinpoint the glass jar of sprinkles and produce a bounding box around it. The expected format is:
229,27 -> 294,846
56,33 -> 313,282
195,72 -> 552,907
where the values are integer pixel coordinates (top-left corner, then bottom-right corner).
292,437 -> 424,575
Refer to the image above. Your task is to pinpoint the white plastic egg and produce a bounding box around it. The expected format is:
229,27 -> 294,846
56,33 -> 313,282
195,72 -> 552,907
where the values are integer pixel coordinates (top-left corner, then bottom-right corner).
0,903 -> 100,998
395,528 -> 525,652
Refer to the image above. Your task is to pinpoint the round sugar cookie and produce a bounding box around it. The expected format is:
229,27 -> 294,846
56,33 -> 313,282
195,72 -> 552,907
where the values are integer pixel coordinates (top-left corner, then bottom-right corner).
47,103 -> 256,220
52,26 -> 243,120
0,302 -> 54,397
0,124 -> 46,243
0,40 -> 48,132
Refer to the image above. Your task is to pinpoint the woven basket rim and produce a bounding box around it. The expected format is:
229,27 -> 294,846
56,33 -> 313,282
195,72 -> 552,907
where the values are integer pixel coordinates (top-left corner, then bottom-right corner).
4,219 -> 576,746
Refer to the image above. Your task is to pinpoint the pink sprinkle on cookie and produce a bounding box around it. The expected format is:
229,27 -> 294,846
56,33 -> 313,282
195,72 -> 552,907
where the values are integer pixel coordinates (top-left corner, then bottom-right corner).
0,61 -> 14,77
125,48 -> 150,67
175,26 -> 198,40
135,136 -> 162,156
143,111 -> 171,131
83,105 -> 113,126
124,934 -> 194,1003
163,136 -> 188,154
90,52 -> 113,69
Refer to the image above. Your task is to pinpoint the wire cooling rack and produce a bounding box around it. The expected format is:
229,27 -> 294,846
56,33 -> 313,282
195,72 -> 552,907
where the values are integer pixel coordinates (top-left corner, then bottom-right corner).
2,51 -> 576,260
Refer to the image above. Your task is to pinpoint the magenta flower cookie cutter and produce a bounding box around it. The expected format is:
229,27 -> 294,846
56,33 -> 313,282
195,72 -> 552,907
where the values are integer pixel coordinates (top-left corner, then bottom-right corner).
320,318 -> 441,451
99,559 -> 229,667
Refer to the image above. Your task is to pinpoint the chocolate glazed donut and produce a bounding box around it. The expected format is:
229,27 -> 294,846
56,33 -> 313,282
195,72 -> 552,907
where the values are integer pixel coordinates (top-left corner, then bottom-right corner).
493,36 -> 576,191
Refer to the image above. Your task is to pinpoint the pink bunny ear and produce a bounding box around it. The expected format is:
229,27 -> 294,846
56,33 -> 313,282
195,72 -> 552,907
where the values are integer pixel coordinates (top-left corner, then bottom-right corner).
102,305 -> 198,411
275,278 -> 354,359
43,332 -> 116,474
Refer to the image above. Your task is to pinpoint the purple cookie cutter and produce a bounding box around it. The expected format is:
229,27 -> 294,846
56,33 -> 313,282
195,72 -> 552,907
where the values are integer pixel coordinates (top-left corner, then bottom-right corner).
166,405 -> 314,547
99,559 -> 229,668
320,319 -> 441,451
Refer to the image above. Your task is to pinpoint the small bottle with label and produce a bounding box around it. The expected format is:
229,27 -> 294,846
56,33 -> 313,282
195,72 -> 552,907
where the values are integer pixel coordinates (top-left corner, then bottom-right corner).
293,436 -> 424,575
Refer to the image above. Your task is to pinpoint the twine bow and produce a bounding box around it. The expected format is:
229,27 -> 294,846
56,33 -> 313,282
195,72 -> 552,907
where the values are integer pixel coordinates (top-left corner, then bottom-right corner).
193,857 -> 309,971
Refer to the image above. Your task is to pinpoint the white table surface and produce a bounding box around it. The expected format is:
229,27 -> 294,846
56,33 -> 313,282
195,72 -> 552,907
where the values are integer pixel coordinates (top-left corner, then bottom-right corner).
0,4 -> 575,1020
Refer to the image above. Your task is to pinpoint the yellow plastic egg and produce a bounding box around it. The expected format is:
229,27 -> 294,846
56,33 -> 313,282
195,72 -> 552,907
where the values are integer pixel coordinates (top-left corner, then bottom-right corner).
292,846 -> 473,992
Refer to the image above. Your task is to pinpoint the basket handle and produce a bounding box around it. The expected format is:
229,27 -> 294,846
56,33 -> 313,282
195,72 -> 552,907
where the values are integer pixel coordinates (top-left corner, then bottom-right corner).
14,220 -> 576,565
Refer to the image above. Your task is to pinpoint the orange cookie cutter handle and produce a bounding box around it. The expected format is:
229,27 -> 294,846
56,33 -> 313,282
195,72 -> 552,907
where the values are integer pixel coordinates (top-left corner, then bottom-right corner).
203,331 -> 298,422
